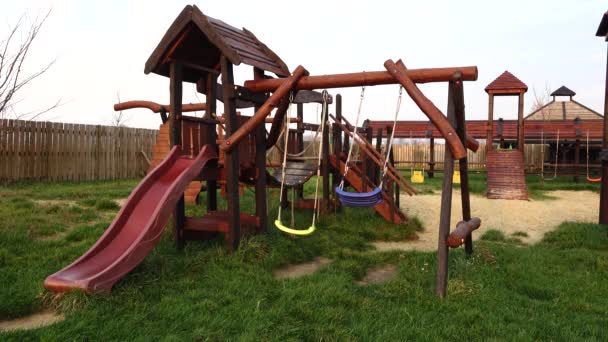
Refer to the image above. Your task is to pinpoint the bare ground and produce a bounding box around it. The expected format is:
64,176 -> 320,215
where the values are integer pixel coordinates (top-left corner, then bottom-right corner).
355,264 -> 398,285
273,257 -> 332,279
0,311 -> 64,332
373,190 -> 599,252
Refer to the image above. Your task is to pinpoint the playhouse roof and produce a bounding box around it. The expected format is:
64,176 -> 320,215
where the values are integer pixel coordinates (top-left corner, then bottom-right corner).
525,99 -> 603,121
596,11 -> 608,38
144,5 -> 290,83
485,71 -> 528,94
550,85 -> 576,97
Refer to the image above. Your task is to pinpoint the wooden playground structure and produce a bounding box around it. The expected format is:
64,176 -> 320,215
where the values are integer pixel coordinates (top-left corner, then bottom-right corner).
45,4 -> 488,297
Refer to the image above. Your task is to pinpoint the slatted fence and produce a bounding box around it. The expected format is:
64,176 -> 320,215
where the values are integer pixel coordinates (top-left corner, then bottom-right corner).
0,119 -> 158,183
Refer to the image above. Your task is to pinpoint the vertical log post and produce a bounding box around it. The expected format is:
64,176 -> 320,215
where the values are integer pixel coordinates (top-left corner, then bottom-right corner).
601,43 -> 608,225
205,73 -> 218,211
575,128 -> 581,184
518,92 -> 525,155
436,81 -> 457,298
332,94 -> 343,210
429,137 -> 435,178
220,56 -> 241,251
451,73 -> 473,255
297,103 -> 305,200
322,97 -> 330,213
376,128 -> 383,179
391,142 -> 400,210
487,94 -> 494,153
365,125 -> 375,183
169,62 -> 185,249
254,68 -> 268,232
385,126 -> 395,223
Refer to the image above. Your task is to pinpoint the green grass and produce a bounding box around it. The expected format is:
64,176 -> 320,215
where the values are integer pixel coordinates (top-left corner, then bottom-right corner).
0,179 -> 607,340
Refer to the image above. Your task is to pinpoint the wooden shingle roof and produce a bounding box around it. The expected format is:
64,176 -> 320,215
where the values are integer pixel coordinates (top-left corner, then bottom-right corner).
596,11 -> 608,38
145,5 -> 290,83
485,71 -> 528,94
525,100 -> 603,121
550,85 -> 576,97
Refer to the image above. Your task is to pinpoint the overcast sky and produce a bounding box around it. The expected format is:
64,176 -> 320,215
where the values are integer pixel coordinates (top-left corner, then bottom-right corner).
3,0 -> 607,130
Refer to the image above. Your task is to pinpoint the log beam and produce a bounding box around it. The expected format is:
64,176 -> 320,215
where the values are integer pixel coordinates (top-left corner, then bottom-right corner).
243,66 -> 478,92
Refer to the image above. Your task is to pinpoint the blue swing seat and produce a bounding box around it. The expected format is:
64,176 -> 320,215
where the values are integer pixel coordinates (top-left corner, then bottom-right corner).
335,186 -> 384,207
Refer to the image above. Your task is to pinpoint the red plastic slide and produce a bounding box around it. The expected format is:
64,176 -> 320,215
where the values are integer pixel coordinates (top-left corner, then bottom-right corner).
44,145 -> 216,293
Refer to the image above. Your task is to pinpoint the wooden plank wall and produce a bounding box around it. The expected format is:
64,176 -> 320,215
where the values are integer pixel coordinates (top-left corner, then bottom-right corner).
0,119 -> 158,183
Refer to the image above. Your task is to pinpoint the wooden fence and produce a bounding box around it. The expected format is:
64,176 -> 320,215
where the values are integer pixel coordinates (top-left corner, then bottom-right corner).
268,139 -> 548,171
0,119 -> 158,183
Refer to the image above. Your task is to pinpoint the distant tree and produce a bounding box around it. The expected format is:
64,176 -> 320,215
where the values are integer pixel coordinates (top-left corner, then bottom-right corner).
0,9 -> 60,120
531,83 -> 552,120
111,92 -> 129,127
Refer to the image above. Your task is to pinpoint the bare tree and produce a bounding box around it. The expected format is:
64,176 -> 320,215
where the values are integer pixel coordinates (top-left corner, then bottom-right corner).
0,9 -> 60,120
531,83 -> 552,119
111,92 -> 129,127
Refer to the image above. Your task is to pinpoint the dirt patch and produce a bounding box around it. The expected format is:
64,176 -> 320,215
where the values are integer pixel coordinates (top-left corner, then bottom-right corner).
34,199 -> 79,207
356,264 -> 398,285
114,198 -> 128,208
374,190 -> 599,252
0,311 -> 64,332
273,257 -> 332,279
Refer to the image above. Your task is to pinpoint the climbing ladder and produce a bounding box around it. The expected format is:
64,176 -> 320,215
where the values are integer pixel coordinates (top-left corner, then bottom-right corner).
486,149 -> 528,200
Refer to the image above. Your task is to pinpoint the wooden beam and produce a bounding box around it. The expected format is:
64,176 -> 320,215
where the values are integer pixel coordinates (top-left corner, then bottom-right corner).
220,65 -> 308,152
244,66 -> 478,92
169,62 -> 185,249
254,67 -> 268,233
451,75 -> 474,255
600,44 -> 608,225
384,59 -> 467,160
435,81 -> 457,298
205,72 -> 218,212
220,56 -> 241,252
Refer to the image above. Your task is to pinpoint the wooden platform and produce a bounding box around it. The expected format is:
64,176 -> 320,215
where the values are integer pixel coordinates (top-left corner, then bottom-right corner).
329,155 -> 407,224
486,150 -> 528,200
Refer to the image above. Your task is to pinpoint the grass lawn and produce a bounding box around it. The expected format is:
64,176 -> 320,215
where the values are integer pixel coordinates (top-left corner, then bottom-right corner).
0,178 -> 607,340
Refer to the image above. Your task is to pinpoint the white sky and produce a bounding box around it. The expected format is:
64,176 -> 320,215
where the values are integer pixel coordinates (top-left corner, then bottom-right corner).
3,0 -> 607,129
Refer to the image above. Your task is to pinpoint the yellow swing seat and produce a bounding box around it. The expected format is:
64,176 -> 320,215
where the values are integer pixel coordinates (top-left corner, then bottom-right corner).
411,170 -> 425,183
453,171 -> 461,184
274,220 -> 316,236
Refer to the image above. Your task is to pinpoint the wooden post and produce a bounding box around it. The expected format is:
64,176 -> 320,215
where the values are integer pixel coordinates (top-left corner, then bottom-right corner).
296,102 -> 305,200
386,126 -> 395,223
365,124 -> 374,183
436,80 -> 457,298
601,43 -> 608,225
518,92 -> 525,155
487,94 -> 494,153
322,98 -> 330,213
332,94 -> 343,209
254,68 -> 267,233
205,73 -> 218,211
169,62 -> 185,249
429,137 -> 435,178
375,128 -> 383,188
220,56 -> 241,251
575,137 -> 581,183
451,74 -> 474,256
